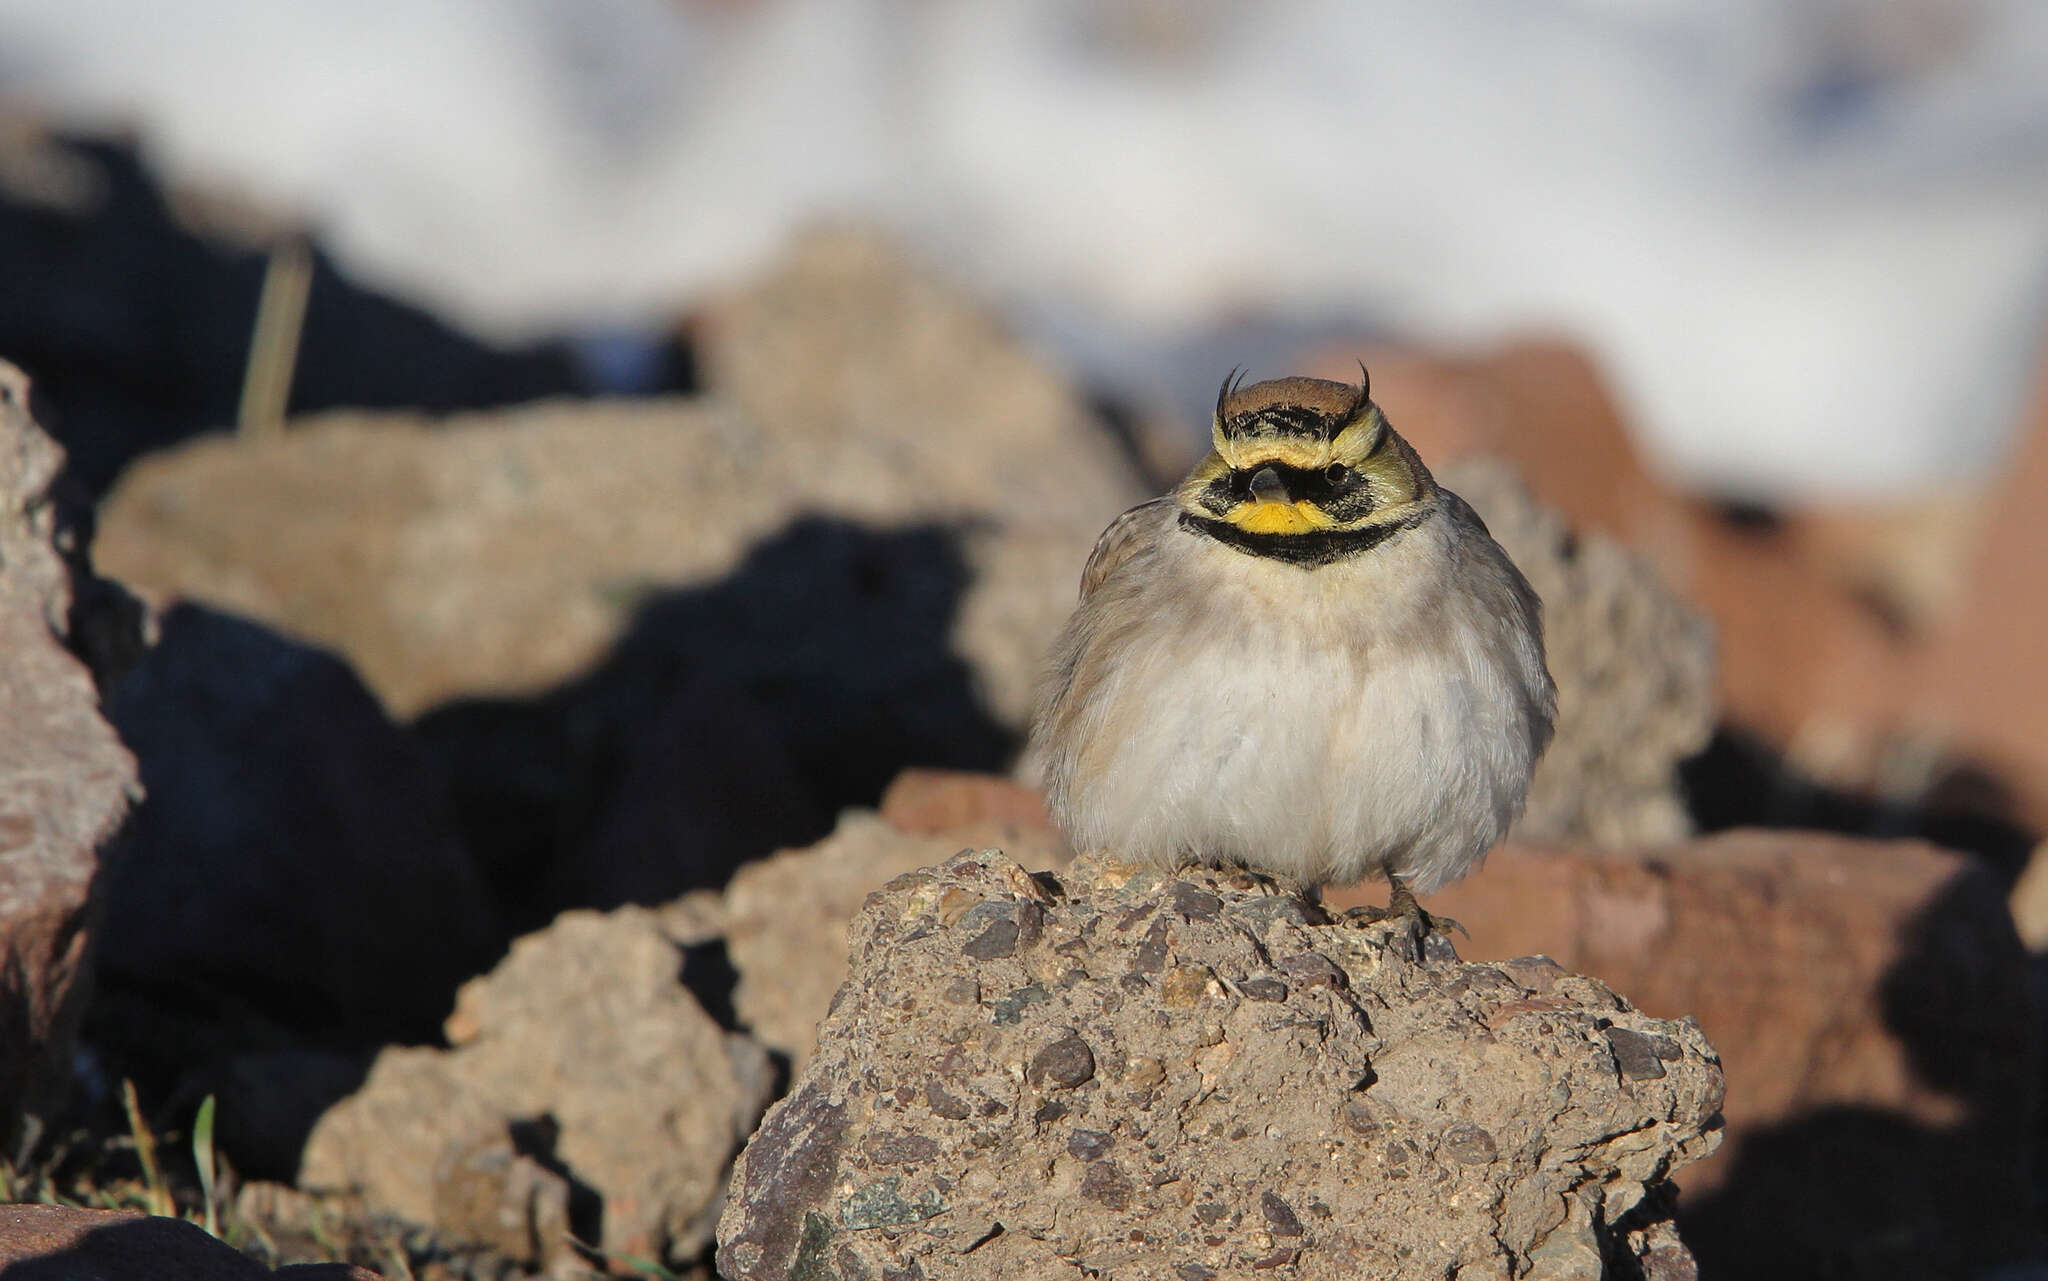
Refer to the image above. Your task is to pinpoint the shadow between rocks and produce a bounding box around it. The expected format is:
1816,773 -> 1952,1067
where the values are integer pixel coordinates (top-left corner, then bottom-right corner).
73,509 -> 1012,1189
1678,867 -> 2043,1280
82,603 -> 497,1180
412,514 -> 1016,931
1682,727 -> 2039,882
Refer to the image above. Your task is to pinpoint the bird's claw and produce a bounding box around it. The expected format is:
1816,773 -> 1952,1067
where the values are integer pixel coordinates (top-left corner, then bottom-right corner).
1338,883 -> 1464,959
1424,911 -> 1470,940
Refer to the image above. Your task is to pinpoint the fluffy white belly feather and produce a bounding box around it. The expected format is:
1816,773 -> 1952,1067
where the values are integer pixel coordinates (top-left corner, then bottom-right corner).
1037,511 -> 1547,894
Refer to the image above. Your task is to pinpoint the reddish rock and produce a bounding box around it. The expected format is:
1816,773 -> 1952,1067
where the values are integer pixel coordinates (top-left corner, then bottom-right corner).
1303,339 -> 1674,545
1332,830 -> 2039,1280
1668,516 -> 1912,778
0,363 -> 139,1154
878,767 -> 1053,838
1920,353 -> 2048,828
0,1204 -> 381,1278
1774,496 -> 1988,634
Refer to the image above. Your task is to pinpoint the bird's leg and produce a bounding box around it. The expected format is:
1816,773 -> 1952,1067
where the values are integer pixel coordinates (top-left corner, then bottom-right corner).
1386,875 -> 1466,940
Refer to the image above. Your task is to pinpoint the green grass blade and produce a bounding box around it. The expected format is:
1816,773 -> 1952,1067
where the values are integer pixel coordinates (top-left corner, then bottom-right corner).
191,1095 -> 219,1237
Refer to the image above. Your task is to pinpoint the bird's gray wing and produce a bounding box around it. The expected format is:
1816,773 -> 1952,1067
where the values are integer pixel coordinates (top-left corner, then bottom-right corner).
1080,497 -> 1176,601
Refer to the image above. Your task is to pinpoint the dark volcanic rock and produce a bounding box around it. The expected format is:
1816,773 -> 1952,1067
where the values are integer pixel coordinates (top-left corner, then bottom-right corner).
717,850 -> 1723,1280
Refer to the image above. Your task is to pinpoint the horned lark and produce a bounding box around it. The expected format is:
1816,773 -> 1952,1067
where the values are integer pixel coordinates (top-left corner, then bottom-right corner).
1030,369 -> 1555,934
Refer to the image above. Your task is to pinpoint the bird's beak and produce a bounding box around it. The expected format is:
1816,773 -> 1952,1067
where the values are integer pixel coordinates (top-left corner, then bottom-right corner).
1230,464 -> 1329,535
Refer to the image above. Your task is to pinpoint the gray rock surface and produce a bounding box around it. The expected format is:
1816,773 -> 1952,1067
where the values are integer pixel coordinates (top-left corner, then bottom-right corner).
300,905 -> 774,1270
717,849 -> 1723,1280
0,361 -> 139,1154
1442,458 -> 1717,847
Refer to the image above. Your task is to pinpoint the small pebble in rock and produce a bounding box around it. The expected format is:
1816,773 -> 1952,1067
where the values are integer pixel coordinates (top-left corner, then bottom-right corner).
1167,882 -> 1223,920
1341,1098 -> 1382,1136
1276,953 -> 1347,989
1133,916 -> 1172,973
963,917 -> 1020,960
1027,1033 -> 1096,1089
1440,1123 -> 1498,1165
1260,1190 -> 1305,1237
1605,1027 -> 1670,1080
1160,964 -> 1218,1008
1080,1161 -> 1133,1210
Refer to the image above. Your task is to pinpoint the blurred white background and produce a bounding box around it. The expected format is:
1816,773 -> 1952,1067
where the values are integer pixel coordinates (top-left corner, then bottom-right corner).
3,0 -> 2046,498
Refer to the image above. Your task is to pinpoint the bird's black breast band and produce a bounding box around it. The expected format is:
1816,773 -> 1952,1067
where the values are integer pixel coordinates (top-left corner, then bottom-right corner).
1178,509 -> 1432,567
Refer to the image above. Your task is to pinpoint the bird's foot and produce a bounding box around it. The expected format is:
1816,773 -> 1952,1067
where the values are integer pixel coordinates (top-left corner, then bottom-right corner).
1339,877 -> 1463,961
1341,904 -> 1467,937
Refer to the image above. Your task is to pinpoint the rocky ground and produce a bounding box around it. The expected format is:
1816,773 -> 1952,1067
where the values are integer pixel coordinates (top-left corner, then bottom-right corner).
719,849 -> 1724,1281
0,228 -> 2043,1279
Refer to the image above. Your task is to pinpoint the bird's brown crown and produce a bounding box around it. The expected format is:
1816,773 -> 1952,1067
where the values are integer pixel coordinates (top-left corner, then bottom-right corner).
1218,374 -> 1371,444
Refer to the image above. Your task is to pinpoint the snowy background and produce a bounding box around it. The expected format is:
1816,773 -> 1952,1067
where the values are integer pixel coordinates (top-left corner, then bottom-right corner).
3,0 -> 2047,498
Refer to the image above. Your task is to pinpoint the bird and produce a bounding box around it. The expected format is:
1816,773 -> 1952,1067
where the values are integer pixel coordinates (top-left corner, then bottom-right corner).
1029,366 -> 1555,938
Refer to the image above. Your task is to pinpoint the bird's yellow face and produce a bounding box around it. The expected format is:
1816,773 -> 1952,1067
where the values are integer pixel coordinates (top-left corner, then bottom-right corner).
1174,371 -> 1437,565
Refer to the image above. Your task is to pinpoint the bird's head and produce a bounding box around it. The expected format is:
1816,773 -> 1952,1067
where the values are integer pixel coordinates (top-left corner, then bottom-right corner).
1174,367 -> 1437,562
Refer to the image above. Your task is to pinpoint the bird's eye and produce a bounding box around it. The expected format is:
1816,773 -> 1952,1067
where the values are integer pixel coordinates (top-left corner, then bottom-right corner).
1324,463 -> 1351,485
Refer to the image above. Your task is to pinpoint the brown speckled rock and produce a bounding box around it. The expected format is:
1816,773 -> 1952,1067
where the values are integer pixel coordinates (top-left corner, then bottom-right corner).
717,850 -> 1723,1280
724,812 -> 1070,1072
